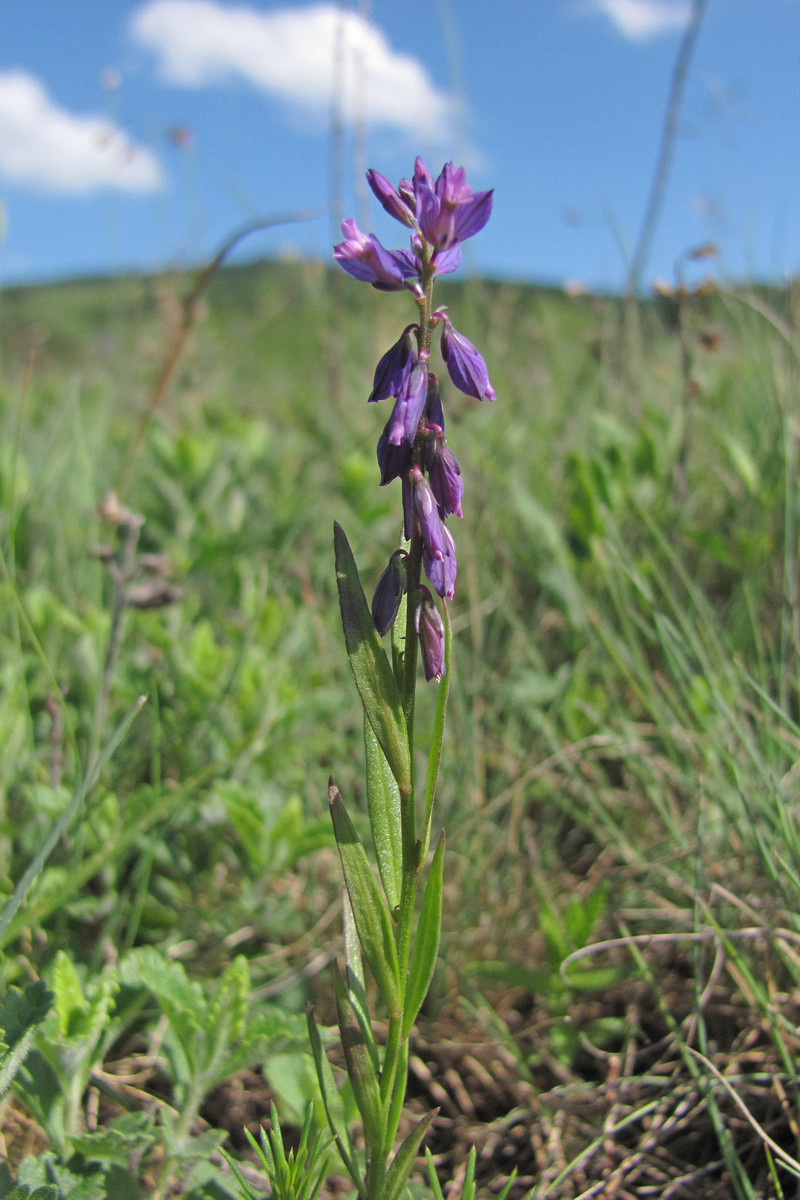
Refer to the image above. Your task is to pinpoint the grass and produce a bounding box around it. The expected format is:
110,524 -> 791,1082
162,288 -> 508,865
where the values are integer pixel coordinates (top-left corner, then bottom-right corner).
1,255 -> 800,1198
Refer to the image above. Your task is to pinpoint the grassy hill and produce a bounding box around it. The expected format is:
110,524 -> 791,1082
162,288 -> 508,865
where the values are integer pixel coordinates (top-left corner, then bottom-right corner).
2,257 -> 800,1198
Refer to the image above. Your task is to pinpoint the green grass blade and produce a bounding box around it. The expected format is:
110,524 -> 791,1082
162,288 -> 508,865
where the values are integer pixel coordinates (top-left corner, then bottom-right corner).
0,695 -> 146,947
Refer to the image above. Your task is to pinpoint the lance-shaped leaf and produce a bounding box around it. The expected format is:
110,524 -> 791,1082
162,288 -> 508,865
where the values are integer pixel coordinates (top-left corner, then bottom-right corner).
334,523 -> 411,794
402,833 -> 445,1037
383,1108 -> 438,1200
306,1005 -> 363,1195
364,718 -> 402,913
333,965 -> 383,1154
329,780 -> 401,1021
343,893 -> 380,1076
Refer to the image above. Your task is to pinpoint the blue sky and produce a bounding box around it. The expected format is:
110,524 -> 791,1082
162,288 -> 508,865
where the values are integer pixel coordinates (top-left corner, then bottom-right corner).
0,0 -> 796,291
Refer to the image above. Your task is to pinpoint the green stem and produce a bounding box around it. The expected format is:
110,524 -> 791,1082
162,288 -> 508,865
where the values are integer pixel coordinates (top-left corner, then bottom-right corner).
377,800 -> 419,1167
402,529 -> 423,740
368,245 -> 441,1200
421,600 -> 453,862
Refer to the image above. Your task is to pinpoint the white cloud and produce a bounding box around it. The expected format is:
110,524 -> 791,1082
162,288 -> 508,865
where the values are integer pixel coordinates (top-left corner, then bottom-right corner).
0,71 -> 164,195
581,0 -> 692,41
130,0 -> 452,138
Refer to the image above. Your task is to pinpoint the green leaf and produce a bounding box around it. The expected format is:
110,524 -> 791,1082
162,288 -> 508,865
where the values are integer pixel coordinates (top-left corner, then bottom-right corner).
328,781 -> 401,1021
425,1148 -> 445,1200
334,523 -> 411,795
402,833 -> 444,1038
0,697 -> 145,949
0,981 -> 52,1048
494,1164 -> 520,1200
382,1108 -> 437,1200
462,1145 -> 477,1200
364,718 -> 402,913
306,1007 -> 363,1195
2,1188 -> 60,1200
0,981 -> 52,1101
70,1113 -> 155,1167
52,952 -> 84,1039
722,431 -> 759,495
333,967 -> 382,1154
342,896 -> 380,1076
120,947 -> 205,1085
206,955 -> 249,1048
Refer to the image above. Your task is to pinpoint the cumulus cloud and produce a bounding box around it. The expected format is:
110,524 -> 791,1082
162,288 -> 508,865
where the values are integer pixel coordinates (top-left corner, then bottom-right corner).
0,71 -> 164,195
130,0 -> 452,138
581,0 -> 692,41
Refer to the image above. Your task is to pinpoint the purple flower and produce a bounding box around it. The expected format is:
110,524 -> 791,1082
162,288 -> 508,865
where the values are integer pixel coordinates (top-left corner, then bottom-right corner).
411,159 -> 494,252
402,467 -> 457,598
377,425 -> 413,485
439,313 -> 496,401
369,325 -> 419,404
372,550 -> 408,636
402,466 -> 441,545
333,219 -> 406,290
434,162 -> 493,246
415,590 -> 446,681
424,425 -> 463,518
367,169 -> 417,228
385,360 -> 429,447
423,521 -> 457,600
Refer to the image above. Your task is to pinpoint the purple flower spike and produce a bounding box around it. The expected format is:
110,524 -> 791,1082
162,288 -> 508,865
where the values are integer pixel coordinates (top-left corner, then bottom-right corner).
369,325 -> 419,404
333,219 -> 406,290
423,520 -> 457,600
440,314 -> 496,401
372,550 -> 408,636
415,590 -> 446,682
425,425 -> 463,518
367,169 -> 417,228
386,360 -> 429,447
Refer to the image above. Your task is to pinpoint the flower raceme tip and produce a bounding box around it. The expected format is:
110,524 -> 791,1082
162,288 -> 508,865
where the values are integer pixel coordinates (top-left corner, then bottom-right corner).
366,159 -> 493,253
334,159 -> 494,294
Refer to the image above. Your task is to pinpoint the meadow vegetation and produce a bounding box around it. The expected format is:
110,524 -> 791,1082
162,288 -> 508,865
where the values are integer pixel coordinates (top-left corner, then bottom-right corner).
2,256 -> 800,1198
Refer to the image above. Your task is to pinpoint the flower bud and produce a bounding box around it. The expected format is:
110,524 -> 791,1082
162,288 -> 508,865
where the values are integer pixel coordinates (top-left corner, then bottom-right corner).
423,520 -> 457,600
424,371 -> 445,431
440,314 -> 495,401
385,359 -> 429,447
377,424 -> 413,485
424,424 -> 463,518
403,466 -> 442,548
368,325 -> 419,404
415,590 -> 446,682
371,550 -> 408,636
367,169 -> 417,228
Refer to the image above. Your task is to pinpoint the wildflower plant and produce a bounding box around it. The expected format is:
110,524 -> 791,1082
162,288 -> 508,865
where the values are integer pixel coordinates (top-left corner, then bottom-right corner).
302,159 -> 494,1199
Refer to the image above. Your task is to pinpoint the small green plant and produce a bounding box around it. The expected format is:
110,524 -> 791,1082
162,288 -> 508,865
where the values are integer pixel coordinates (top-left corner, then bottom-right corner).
471,883 -> 628,1067
223,1103 -> 329,1200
